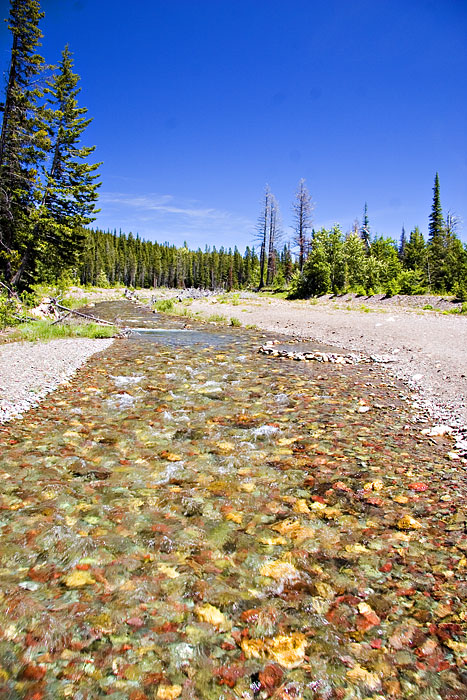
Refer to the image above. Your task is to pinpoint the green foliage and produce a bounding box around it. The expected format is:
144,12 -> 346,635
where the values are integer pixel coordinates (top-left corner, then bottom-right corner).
344,234 -> 367,290
353,285 -> 367,297
442,302 -> 467,315
10,319 -> 116,341
154,298 -> 175,313
453,282 -> 467,302
229,317 -> 241,327
384,278 -> 401,298
0,292 -> 19,328
95,270 -> 110,288
0,11 -> 100,289
207,314 -> 226,323
79,229 -> 264,291
291,214 -> 465,300
296,233 -> 331,296
0,0 -> 46,284
396,269 -> 426,295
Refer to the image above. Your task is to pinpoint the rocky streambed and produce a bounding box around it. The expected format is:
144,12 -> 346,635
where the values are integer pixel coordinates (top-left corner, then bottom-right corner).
0,301 -> 465,699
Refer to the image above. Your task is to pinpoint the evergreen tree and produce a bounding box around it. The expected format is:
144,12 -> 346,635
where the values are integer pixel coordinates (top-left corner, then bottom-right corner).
360,202 -> 370,251
11,46 -> 100,285
427,172 -> 446,290
398,225 -> 407,261
282,243 -> 293,282
324,225 -> 346,294
428,173 -> 444,242
344,233 -> 367,290
403,226 -> 426,272
0,0 -> 46,282
297,230 -> 330,296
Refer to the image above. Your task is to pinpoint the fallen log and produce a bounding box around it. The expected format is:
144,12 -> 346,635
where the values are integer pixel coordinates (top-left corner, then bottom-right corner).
51,301 -> 115,326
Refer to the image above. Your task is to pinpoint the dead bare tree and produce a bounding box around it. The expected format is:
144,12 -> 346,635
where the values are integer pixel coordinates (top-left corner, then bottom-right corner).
255,185 -> 271,289
266,194 -> 281,285
292,179 -> 313,271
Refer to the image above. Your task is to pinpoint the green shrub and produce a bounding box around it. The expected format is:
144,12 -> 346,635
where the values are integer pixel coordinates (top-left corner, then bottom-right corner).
207,314 -> 226,323
353,285 -> 367,297
154,299 -> 175,312
230,317 -> 241,327
396,269 -> 426,295
95,270 -> 110,288
384,278 -> 401,298
453,282 -> 467,302
0,293 -> 19,328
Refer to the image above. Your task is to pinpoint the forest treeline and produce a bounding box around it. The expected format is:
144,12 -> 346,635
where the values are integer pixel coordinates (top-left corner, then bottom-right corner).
79,172 -> 467,300
79,229 -> 275,291
1,1 -> 466,301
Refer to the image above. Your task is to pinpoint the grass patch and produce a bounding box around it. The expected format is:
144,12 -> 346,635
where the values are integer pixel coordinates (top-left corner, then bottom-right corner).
230,317 -> 241,327
11,320 -> 117,342
245,324 -> 258,330
154,299 -> 175,313
442,302 -> 467,315
180,308 -> 194,318
207,314 -> 226,323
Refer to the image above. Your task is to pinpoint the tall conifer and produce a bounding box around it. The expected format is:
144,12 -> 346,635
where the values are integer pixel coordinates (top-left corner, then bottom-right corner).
0,0 -> 46,281
427,172 -> 446,290
360,202 -> 370,251
10,46 -> 101,285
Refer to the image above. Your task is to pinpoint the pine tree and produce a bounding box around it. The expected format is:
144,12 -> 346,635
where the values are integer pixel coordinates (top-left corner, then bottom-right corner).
398,225 -> 407,261
360,202 -> 370,251
10,45 -> 101,285
292,178 -> 313,271
428,173 -> 444,242
403,226 -> 426,272
0,0 -> 46,281
427,172 -> 446,290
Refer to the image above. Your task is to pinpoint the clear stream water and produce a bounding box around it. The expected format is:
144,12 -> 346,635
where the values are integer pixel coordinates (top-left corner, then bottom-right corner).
0,301 -> 465,699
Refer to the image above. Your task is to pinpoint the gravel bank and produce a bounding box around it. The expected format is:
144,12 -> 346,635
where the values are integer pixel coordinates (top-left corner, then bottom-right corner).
188,296 -> 467,453
0,338 -> 114,423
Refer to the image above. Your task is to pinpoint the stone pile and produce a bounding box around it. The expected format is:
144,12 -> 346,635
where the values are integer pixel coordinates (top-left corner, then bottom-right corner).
258,340 -> 396,366
175,287 -> 224,302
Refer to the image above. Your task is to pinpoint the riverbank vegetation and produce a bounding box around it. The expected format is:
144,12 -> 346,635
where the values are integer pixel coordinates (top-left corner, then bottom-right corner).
73,174 -> 467,300
9,319 -> 116,342
1,2 -> 466,320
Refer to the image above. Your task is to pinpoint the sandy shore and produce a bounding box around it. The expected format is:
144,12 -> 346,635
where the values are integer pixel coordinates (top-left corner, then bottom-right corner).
185,295 -> 467,437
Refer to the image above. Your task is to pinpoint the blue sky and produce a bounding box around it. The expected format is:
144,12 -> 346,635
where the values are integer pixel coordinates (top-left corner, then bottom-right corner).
1,0 -> 466,249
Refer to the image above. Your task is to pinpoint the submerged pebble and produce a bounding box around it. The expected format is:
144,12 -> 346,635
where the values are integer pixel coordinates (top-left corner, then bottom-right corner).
0,301 -> 465,699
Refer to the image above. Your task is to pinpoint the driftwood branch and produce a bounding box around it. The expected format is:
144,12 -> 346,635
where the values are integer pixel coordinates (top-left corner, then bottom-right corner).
51,301 -> 115,326
50,311 -> 71,326
0,280 -> 19,298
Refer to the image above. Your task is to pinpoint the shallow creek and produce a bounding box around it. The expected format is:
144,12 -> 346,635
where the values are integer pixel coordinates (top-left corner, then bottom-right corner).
0,301 -> 466,699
